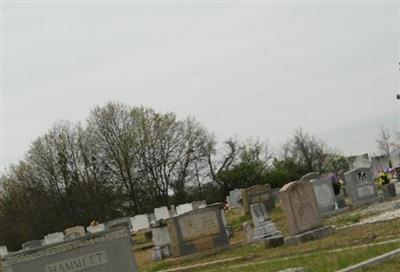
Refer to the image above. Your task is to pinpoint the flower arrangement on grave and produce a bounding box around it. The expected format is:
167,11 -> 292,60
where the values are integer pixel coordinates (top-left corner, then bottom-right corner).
379,171 -> 390,186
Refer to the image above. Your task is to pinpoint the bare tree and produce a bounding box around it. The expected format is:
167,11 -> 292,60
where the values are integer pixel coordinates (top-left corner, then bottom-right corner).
203,137 -> 240,192
283,128 -> 328,173
376,127 -> 395,156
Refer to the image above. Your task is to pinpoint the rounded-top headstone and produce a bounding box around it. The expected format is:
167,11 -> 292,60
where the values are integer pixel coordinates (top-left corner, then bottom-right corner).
279,180 -> 322,236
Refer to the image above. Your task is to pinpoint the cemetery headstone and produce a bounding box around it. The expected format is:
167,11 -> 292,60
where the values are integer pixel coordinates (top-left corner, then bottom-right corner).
165,204 -> 229,257
279,180 -> 334,245
248,203 -> 283,246
64,226 -> 85,240
344,167 -> 378,206
390,152 -> 400,168
43,233 -> 64,245
192,200 -> 207,209
105,217 -> 131,231
226,196 -> 233,207
228,189 -> 242,208
131,214 -> 150,232
154,206 -> 170,221
347,154 -> 371,169
149,213 -> 156,223
0,246 -> 8,257
169,205 -> 177,217
371,155 -> 391,177
241,184 -> 275,214
310,178 -> 337,215
1,227 -> 138,272
21,240 -> 42,250
382,183 -> 396,198
86,223 -> 106,234
300,172 -> 320,182
176,203 -> 193,215
395,182 -> 400,196
151,221 -> 171,261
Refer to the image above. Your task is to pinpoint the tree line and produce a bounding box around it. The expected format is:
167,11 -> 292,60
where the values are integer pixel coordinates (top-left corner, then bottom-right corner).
0,102 -> 348,250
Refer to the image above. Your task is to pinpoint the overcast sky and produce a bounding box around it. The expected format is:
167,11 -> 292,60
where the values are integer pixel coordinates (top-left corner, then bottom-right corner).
2,1 -> 399,172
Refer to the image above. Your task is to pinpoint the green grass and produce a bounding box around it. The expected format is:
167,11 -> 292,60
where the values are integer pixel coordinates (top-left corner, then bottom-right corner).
334,213 -> 361,226
211,242 -> 400,272
362,257 -> 400,272
228,209 -> 251,233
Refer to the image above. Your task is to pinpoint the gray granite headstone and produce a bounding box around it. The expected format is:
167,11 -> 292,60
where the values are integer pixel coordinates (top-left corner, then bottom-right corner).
21,240 -> 42,250
43,232 -> 64,245
228,189 -> 242,207
344,167 -> 378,205
395,182 -> 400,196
390,152 -> 400,168
300,172 -> 320,182
347,154 -> 371,169
151,223 -> 171,261
371,154 -> 391,177
241,184 -> 275,214
166,204 -> 229,257
250,202 -> 269,228
192,200 -> 207,209
226,196 -> 233,206
105,217 -> 132,231
1,227 -> 137,272
311,178 -> 336,214
249,203 -> 281,242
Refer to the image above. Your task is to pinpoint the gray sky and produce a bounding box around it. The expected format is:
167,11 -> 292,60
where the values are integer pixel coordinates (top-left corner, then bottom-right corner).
2,1 -> 400,172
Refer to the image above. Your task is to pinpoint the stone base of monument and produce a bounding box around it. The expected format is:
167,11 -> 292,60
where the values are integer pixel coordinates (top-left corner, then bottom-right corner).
152,245 -> 170,261
395,182 -> 400,195
285,226 -> 335,246
335,195 -> 347,209
321,207 -> 351,218
351,197 -> 380,209
264,234 -> 285,248
383,183 -> 396,198
243,221 -> 283,246
253,223 -> 278,240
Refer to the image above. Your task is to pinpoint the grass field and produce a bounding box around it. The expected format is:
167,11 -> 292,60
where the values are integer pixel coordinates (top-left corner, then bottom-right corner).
135,200 -> 400,272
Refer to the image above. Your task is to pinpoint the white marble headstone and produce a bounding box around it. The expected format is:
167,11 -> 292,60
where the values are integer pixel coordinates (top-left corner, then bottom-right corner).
44,232 -> 65,245
176,203 -> 193,215
130,214 -> 150,232
86,224 -> 106,234
154,206 -> 170,221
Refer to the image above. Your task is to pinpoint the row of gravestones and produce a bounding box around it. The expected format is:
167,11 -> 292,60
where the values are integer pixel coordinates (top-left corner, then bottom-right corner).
0,200 -> 207,271
278,164 -> 395,246
149,164 -> 395,261
299,166 -> 385,218
131,200 -> 207,233
0,164 -> 385,270
240,180 -> 335,246
348,153 -> 400,177
237,166 -> 384,246
147,186 -> 284,261
226,184 -> 276,213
